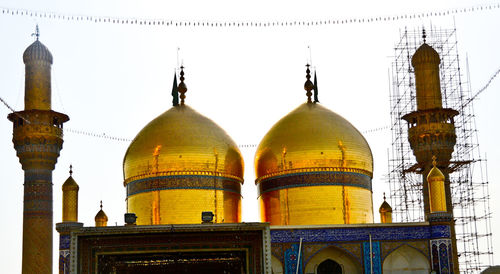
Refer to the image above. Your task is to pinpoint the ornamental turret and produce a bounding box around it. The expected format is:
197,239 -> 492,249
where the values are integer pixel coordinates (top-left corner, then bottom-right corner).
8,27 -> 69,274
379,193 -> 393,223
95,201 -> 108,227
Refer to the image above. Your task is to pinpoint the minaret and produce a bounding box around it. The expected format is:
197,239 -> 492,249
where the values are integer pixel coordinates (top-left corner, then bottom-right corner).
8,27 -> 69,274
56,165 -> 83,274
402,30 -> 459,272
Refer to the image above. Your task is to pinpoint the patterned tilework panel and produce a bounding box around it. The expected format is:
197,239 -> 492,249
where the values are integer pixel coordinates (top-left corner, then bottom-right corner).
284,244 -> 302,274
271,225 -> 450,243
363,242 -> 381,274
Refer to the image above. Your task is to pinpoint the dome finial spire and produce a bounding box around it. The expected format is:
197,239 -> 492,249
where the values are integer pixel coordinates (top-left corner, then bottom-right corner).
32,24 -> 40,41
383,192 -> 386,201
69,164 -> 73,176
100,200 -> 103,210
422,27 -> 427,43
304,64 -> 314,103
178,66 -> 188,105
432,155 -> 437,167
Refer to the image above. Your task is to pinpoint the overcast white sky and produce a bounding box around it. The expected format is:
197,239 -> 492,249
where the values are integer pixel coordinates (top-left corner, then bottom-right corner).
0,0 -> 499,272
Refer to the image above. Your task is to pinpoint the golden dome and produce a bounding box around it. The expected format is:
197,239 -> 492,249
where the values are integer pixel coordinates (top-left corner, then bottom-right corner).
255,103 -> 373,179
255,72 -> 374,225
427,160 -> 445,183
23,40 -> 53,64
411,43 -> 440,67
123,72 -> 244,225
62,167 -> 79,191
124,104 -> 243,181
379,194 -> 392,213
95,201 -> 108,227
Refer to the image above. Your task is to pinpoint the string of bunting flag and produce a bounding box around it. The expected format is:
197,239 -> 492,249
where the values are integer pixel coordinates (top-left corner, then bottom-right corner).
1,3 -> 499,28
64,128 -> 132,142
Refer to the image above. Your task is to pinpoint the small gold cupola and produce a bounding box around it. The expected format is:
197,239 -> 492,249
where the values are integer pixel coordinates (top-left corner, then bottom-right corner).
62,165 -> 79,222
95,201 -> 108,227
379,193 -> 393,223
427,156 -> 447,213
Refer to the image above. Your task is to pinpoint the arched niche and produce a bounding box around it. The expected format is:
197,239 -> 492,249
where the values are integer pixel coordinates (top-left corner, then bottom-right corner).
271,255 -> 283,274
382,244 -> 430,274
317,259 -> 342,274
305,246 -> 361,274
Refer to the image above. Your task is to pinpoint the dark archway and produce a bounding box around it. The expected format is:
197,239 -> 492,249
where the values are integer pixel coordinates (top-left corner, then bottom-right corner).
317,259 -> 342,274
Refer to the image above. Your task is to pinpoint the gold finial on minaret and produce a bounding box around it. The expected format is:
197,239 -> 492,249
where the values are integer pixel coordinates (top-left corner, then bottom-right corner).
62,165 -> 79,222
304,64 -> 314,103
178,66 -> 187,105
379,192 -> 393,223
95,201 -> 108,227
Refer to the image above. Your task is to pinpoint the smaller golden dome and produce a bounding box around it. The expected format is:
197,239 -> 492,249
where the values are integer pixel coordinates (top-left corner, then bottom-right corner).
62,166 -> 79,191
411,43 -> 440,67
379,193 -> 392,213
23,40 -> 53,64
427,157 -> 445,183
95,201 -> 108,227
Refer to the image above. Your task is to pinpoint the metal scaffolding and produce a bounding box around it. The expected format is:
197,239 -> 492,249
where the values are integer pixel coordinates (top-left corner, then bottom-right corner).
388,26 -> 494,273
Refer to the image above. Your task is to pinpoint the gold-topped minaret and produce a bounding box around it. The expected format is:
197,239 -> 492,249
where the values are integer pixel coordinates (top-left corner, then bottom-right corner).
8,27 -> 69,274
402,29 -> 459,272
379,193 -> 393,223
62,165 -> 79,222
427,156 -> 447,213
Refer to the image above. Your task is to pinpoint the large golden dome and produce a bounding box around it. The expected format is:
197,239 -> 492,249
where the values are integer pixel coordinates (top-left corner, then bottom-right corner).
255,103 -> 373,178
124,105 -> 243,180
255,68 -> 374,226
123,73 -> 243,225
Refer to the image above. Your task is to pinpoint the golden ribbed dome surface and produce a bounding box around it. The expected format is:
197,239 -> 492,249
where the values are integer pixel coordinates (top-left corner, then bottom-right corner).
23,40 -> 53,64
411,43 -> 440,67
123,104 -> 243,225
124,105 -> 243,182
255,102 -> 374,226
255,102 -> 373,179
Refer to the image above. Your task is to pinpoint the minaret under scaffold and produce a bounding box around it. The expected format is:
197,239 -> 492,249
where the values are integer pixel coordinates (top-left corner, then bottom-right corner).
8,26 -> 69,274
402,30 -> 459,273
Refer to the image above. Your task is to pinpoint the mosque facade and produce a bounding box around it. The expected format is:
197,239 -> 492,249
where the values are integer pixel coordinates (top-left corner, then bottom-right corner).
10,32 -> 459,273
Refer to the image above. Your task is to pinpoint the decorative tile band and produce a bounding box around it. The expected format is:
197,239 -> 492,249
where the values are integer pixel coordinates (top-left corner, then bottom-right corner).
127,175 -> 242,197
257,171 -> 372,196
271,225 -> 450,243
